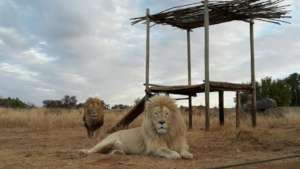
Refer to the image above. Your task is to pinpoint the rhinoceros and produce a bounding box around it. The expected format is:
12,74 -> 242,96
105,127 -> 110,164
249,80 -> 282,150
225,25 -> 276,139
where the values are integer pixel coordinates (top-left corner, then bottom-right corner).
243,98 -> 277,112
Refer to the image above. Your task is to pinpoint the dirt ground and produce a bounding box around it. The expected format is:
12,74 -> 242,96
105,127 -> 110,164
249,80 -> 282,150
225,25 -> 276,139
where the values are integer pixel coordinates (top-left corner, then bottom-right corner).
0,107 -> 300,169
0,124 -> 300,169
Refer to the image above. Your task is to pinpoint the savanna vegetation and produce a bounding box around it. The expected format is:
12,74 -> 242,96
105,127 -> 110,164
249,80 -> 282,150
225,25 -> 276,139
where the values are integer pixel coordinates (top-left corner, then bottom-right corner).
241,73 -> 300,106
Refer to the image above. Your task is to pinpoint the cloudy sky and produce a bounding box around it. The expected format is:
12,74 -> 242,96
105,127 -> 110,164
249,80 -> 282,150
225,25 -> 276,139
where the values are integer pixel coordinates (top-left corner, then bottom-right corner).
0,0 -> 299,107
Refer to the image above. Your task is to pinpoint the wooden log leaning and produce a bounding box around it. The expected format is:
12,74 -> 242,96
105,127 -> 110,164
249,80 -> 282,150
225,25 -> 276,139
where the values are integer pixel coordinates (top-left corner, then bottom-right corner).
108,95 -> 149,133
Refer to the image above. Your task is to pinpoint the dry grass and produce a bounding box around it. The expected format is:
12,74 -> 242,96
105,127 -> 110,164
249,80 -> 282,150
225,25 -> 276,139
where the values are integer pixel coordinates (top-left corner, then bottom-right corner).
0,107 -> 299,131
0,108 -> 80,130
0,108 -> 143,131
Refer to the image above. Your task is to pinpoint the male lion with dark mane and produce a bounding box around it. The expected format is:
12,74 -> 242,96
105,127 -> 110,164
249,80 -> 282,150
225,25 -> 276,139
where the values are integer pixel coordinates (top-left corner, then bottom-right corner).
80,95 -> 193,159
83,97 -> 104,138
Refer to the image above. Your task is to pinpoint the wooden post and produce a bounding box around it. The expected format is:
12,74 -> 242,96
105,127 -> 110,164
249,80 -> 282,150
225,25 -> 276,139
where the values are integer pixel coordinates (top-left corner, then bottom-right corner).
187,29 -> 193,129
145,9 -> 150,92
187,30 -> 192,85
250,19 -> 257,127
236,91 -> 240,128
204,0 -> 210,131
188,97 -> 192,129
219,91 -> 224,126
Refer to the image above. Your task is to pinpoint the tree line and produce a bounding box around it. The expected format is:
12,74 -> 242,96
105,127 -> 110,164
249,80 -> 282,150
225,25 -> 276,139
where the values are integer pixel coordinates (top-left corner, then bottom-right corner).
1,73 -> 299,109
43,95 -> 110,109
241,73 -> 300,106
43,95 -> 78,108
0,97 -> 33,108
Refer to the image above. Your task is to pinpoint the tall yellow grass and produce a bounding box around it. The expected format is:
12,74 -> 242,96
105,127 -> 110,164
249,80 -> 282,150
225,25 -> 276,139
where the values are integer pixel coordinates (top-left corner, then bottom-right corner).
180,107 -> 300,132
0,107 -> 299,131
0,108 -> 81,130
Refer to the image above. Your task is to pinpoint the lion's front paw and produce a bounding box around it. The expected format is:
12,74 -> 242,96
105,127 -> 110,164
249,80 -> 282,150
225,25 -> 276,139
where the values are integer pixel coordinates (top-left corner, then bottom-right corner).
180,150 -> 193,159
78,149 -> 90,156
168,151 -> 181,160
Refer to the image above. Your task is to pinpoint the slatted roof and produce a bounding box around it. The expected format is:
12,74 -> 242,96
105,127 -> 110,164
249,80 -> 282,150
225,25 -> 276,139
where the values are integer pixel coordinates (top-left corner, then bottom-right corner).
131,0 -> 291,30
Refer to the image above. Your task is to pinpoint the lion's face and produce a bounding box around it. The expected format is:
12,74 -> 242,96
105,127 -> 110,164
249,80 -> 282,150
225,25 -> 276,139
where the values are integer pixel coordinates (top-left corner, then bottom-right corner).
150,106 -> 170,134
85,98 -> 103,113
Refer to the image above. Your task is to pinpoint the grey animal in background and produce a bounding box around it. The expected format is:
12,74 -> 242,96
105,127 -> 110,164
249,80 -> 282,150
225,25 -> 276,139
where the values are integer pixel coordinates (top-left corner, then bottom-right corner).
244,98 -> 277,112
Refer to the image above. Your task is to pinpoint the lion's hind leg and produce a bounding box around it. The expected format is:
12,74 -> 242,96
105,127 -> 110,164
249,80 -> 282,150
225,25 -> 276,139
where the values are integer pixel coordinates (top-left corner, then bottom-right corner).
79,134 -> 118,155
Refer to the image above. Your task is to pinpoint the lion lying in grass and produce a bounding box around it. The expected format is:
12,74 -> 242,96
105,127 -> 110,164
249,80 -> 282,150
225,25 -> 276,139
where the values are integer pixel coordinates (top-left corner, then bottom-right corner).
80,95 -> 193,159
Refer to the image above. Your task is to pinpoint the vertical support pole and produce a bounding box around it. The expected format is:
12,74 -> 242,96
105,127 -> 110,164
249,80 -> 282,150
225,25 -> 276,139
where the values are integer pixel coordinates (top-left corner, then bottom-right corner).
188,97 -> 192,129
219,91 -> 224,126
145,9 -> 150,92
187,29 -> 193,129
250,19 -> 257,127
236,91 -> 240,128
204,0 -> 210,131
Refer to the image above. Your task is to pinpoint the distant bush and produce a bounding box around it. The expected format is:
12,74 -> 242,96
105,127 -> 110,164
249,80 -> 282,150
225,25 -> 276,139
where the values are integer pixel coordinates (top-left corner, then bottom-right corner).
0,97 -> 32,108
241,72 -> 300,107
111,104 -> 130,110
43,95 -> 77,108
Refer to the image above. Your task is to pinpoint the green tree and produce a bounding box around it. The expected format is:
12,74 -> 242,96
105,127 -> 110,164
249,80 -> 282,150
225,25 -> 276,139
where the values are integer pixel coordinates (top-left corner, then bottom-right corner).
0,97 -> 28,108
269,79 -> 291,106
285,73 -> 300,106
61,95 -> 77,108
259,77 -> 291,106
241,77 -> 291,106
260,77 -> 272,99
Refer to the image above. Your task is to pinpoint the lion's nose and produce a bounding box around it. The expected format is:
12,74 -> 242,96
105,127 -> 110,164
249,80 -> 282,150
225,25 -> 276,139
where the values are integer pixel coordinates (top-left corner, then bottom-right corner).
159,120 -> 165,125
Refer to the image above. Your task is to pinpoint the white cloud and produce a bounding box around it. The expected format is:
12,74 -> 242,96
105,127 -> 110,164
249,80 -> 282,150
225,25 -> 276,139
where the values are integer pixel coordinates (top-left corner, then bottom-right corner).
0,62 -> 39,82
60,73 -> 88,85
20,48 -> 56,64
38,41 -> 48,46
0,27 -> 29,57
36,87 -> 55,93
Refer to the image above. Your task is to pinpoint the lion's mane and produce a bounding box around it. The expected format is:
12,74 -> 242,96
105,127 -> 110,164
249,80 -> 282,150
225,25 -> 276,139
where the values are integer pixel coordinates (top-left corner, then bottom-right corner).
142,96 -> 189,153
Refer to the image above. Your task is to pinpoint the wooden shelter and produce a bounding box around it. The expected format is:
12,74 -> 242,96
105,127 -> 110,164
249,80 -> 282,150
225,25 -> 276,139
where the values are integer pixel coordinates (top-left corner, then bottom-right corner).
110,0 -> 290,132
